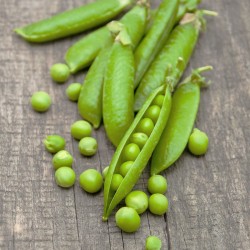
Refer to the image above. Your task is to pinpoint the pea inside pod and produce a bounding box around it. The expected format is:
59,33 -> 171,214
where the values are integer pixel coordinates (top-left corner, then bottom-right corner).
103,84 -> 172,220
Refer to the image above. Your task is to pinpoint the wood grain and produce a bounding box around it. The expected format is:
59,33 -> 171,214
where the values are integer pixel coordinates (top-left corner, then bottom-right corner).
0,0 -> 249,249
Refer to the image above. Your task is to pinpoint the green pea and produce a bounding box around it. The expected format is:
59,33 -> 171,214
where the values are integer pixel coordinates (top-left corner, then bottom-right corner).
130,132 -> 148,149
144,105 -> 161,124
43,135 -> 65,153
30,91 -> 51,112
78,137 -> 97,156
147,175 -> 167,194
149,194 -> 168,215
136,118 -> 154,136
55,167 -> 76,188
52,150 -> 73,170
66,83 -> 82,101
152,94 -> 165,107
145,236 -> 162,250
119,161 -> 134,177
71,120 -> 92,140
115,207 -> 141,233
188,128 -> 209,156
79,169 -> 103,193
102,166 -> 110,179
50,63 -> 70,83
123,143 -> 140,161
125,190 -> 148,214
111,174 -> 123,191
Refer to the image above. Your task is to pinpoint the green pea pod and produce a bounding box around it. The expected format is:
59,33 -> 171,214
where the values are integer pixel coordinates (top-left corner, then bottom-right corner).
15,0 -> 133,43
103,84 -> 172,220
134,0 -> 179,87
103,28 -> 135,147
134,13 -> 200,111
65,0 -> 149,73
150,66 -> 212,175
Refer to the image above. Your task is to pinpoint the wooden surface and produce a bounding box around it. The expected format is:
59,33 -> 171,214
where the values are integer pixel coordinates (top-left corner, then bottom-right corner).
0,0 -> 249,249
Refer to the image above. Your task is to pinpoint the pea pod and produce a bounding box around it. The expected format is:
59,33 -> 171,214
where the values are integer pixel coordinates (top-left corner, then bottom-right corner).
103,84 -> 172,220
103,27 -> 135,147
65,0 -> 149,73
150,66 -> 212,175
15,0 -> 133,43
134,0 -> 179,87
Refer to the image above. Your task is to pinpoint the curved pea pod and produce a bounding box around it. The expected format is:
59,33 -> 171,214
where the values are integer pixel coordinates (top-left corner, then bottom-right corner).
150,66 -> 212,175
134,0 -> 179,87
103,28 -> 135,147
103,85 -> 172,220
65,0 -> 149,73
15,0 -> 133,43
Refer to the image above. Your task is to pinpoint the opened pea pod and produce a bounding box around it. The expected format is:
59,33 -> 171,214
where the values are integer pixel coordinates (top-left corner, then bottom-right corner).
15,0 -> 133,43
151,66 -> 212,176
103,83 -> 172,220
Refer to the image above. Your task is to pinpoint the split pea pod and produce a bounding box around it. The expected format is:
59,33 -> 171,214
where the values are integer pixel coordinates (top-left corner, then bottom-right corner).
134,13 -> 201,111
15,0 -> 133,43
103,27 -> 135,147
103,84 -> 172,220
150,67 -> 212,175
65,0 -> 149,73
134,0 -> 179,87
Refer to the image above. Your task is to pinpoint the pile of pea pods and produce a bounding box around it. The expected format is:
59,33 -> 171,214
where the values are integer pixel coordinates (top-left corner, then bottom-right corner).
17,0 -> 217,247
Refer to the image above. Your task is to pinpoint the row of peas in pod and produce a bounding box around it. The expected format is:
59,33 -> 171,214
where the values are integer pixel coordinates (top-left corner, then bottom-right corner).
17,0 -> 216,248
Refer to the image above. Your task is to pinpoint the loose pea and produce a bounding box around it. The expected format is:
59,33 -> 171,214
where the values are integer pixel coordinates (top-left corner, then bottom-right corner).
115,207 -> 141,233
149,194 -> 168,215
188,128 -> 209,156
152,94 -> 165,107
43,135 -> 65,153
145,236 -> 162,250
119,161 -> 134,177
52,150 -> 73,170
79,169 -> 103,193
147,175 -> 167,194
111,174 -> 123,191
130,132 -> 148,149
30,91 -> 51,112
123,143 -> 140,161
55,167 -> 76,188
71,120 -> 92,140
78,137 -> 97,156
50,63 -> 70,83
136,118 -> 154,136
125,190 -> 148,214
102,166 -> 109,179
66,83 -> 82,101
144,105 -> 161,124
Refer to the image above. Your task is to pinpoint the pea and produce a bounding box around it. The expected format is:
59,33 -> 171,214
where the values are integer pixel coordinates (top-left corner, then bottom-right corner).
144,105 -> 161,124
78,137 -> 97,156
79,169 -> 103,193
130,132 -> 148,149
111,174 -> 123,191
125,190 -> 148,214
123,143 -> 140,161
50,63 -> 70,83
30,91 -> 51,112
147,175 -> 167,194
136,118 -> 154,136
43,135 -> 65,153
66,83 -> 82,101
71,120 -> 92,140
102,166 -> 109,179
119,161 -> 134,177
152,94 -> 165,107
188,128 -> 209,156
52,150 -> 73,170
115,207 -> 140,233
149,194 -> 168,215
145,236 -> 162,250
55,167 -> 76,188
